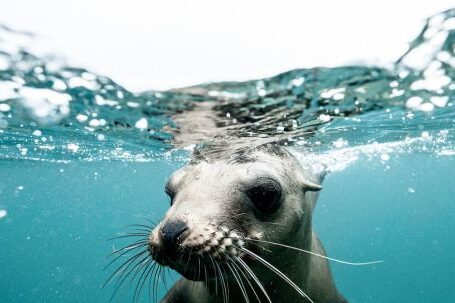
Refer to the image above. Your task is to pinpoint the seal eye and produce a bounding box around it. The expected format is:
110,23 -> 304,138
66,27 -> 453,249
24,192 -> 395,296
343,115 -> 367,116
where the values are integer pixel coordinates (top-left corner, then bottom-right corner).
165,184 -> 175,205
246,178 -> 282,214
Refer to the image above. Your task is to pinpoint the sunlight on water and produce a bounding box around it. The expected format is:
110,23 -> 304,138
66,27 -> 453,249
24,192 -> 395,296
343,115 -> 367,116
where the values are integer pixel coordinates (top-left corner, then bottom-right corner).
1,9 -> 455,164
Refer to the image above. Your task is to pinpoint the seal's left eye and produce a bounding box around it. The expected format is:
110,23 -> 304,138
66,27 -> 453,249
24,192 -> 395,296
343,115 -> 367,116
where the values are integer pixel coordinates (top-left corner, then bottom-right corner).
165,184 -> 175,205
246,178 -> 282,214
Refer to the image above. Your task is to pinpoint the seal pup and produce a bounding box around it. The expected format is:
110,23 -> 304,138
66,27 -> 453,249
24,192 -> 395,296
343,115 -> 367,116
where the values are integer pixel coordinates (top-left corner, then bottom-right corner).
147,144 -> 347,303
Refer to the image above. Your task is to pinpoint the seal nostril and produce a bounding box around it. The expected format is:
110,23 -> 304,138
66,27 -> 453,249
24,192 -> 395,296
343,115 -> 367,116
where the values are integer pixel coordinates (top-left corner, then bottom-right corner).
160,219 -> 188,251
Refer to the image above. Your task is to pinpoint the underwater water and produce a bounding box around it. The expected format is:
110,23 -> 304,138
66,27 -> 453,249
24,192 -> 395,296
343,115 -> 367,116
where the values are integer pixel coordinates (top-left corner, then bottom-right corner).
1,8 -> 455,303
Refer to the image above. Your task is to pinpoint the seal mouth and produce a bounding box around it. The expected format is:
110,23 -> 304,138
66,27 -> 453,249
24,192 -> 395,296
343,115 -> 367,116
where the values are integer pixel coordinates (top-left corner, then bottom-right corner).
150,246 -> 241,281
149,225 -> 257,281
164,251 -> 254,281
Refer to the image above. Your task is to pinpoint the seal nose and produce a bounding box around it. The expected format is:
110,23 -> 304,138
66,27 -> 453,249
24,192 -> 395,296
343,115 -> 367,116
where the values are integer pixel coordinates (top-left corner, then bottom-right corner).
160,219 -> 188,251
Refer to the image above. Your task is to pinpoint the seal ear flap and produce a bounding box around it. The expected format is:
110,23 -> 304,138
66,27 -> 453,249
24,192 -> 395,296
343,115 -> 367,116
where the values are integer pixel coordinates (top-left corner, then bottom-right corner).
296,171 -> 322,191
295,165 -> 325,192
302,180 -> 322,191
299,177 -> 322,212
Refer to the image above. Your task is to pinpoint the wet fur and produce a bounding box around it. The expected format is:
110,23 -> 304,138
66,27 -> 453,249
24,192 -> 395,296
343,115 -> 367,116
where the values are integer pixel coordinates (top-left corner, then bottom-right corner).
151,146 -> 347,303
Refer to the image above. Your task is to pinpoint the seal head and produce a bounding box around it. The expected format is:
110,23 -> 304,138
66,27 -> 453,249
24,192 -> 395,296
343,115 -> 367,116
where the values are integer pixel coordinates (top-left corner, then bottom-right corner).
148,145 -> 323,285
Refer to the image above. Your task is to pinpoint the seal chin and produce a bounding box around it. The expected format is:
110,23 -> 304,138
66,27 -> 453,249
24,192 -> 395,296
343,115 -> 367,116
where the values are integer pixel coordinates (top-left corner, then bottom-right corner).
149,244 -> 218,281
171,258 -> 234,281
152,247 -> 239,281
152,254 -> 213,281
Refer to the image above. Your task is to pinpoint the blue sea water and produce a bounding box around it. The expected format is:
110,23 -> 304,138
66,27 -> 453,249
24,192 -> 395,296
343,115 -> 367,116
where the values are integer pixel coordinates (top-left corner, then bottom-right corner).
1,8 -> 455,303
0,161 -> 179,302
1,153 -> 454,302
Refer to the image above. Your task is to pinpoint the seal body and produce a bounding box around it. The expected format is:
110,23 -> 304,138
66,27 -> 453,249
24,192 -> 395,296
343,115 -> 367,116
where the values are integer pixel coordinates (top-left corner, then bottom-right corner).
148,145 -> 347,303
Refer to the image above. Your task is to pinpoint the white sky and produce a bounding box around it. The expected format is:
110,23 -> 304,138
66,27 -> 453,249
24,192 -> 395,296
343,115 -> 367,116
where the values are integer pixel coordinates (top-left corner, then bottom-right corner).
1,1 -> 454,92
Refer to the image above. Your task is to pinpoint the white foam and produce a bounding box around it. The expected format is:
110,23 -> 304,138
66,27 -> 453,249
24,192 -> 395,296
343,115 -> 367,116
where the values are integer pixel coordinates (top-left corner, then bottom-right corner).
0,209 -> 7,219
290,137 -> 433,176
135,118 -> 148,130
19,87 -> 71,123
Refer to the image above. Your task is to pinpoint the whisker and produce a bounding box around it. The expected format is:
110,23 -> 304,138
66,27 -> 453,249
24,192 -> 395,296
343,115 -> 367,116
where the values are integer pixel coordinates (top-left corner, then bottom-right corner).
236,256 -> 272,303
162,264 -> 169,293
113,254 -> 150,292
143,217 -> 158,227
107,233 -> 149,241
147,263 -> 156,303
242,237 -> 383,266
241,221 -> 285,227
189,279 -> 196,301
241,248 -> 314,303
130,228 -> 153,234
243,240 -> 272,254
161,266 -> 171,301
129,223 -> 154,230
203,257 -> 209,292
225,253 -> 261,303
143,262 -> 157,303
208,254 -> 219,296
104,217 -> 159,302
183,247 -> 194,274
109,240 -> 148,255
104,243 -> 148,270
231,212 -> 249,219
197,256 -> 202,282
220,263 -> 231,303
226,260 -> 250,303
109,253 -> 150,301
133,260 -> 155,303
108,240 -> 147,257
103,250 -> 148,288
152,265 -> 161,303
129,259 -> 151,303
215,262 -> 228,303
165,267 -> 174,292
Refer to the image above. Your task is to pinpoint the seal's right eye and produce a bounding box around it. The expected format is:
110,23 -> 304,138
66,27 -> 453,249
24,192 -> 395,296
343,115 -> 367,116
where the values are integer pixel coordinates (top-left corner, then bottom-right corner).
246,178 -> 282,214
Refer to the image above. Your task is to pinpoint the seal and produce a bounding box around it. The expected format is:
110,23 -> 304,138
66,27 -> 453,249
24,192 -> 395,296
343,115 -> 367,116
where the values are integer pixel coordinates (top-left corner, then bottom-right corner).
148,144 -> 347,303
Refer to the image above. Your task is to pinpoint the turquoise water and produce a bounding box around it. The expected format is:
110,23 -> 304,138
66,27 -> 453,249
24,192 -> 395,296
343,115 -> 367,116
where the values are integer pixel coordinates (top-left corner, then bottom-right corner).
1,154 -> 454,302
1,9 -> 455,303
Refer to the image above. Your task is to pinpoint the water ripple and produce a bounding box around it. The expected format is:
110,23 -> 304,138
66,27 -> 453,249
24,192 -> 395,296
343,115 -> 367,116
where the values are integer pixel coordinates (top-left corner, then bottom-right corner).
1,9 -> 455,163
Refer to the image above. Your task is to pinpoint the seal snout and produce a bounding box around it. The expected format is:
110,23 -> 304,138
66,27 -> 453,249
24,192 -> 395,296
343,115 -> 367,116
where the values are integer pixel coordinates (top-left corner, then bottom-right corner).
148,218 -> 189,264
160,218 -> 189,251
